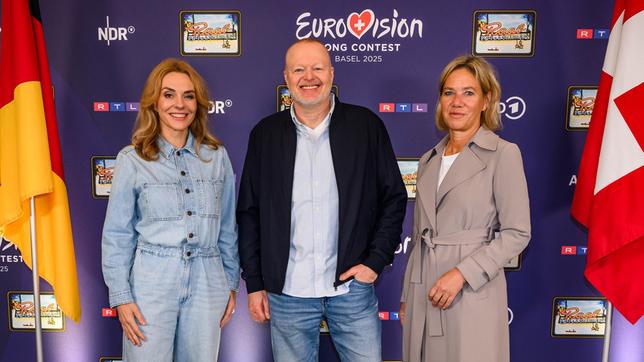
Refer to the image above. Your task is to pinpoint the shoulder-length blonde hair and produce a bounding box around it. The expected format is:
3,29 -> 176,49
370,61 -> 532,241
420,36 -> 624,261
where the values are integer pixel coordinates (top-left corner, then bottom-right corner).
132,58 -> 221,161
435,55 -> 502,132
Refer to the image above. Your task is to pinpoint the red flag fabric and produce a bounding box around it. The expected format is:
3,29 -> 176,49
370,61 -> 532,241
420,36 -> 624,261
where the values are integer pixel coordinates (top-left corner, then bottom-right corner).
571,0 -> 644,324
0,0 -> 81,322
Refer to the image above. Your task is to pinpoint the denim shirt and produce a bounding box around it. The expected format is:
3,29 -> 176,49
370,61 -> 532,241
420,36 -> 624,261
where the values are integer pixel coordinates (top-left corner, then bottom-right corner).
102,132 -> 240,307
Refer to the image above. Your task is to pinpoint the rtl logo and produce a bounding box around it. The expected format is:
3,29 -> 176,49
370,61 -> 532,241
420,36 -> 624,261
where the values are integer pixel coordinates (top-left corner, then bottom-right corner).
379,103 -> 427,113
576,29 -> 609,40
561,246 -> 577,255
94,102 -> 139,112
561,246 -> 587,255
377,311 -> 400,321
102,307 -> 118,317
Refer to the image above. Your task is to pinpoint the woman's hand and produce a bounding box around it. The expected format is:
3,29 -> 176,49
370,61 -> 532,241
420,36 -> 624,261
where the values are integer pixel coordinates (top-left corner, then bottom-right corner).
399,302 -> 406,326
116,302 -> 147,346
220,290 -> 237,328
428,267 -> 465,309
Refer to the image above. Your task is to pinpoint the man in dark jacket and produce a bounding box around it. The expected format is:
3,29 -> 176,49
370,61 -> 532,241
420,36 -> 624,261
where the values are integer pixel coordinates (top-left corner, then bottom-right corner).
237,38 -> 407,361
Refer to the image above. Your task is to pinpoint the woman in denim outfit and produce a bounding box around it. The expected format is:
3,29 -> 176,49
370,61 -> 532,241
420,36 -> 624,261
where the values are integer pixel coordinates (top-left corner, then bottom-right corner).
102,58 -> 240,361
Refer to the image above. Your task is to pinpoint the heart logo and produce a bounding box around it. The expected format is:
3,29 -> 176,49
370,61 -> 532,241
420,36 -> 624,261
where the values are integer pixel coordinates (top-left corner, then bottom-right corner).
347,10 -> 375,39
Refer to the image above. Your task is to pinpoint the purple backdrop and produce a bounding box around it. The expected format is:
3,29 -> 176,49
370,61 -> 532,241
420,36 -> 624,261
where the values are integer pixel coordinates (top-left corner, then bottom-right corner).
1,0 -> 643,361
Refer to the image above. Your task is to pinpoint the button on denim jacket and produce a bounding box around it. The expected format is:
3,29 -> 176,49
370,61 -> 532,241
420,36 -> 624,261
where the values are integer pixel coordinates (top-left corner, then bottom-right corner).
102,133 -> 240,307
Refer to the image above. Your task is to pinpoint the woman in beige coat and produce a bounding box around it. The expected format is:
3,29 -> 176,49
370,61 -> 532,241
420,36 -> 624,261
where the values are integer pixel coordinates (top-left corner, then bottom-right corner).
400,55 -> 530,362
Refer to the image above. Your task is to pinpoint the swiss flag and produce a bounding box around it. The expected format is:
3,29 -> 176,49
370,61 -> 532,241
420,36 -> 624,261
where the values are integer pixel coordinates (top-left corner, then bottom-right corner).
571,0 -> 644,324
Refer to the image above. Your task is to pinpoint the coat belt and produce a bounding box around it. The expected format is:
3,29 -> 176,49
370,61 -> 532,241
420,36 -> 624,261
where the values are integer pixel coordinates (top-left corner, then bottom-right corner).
410,227 -> 495,337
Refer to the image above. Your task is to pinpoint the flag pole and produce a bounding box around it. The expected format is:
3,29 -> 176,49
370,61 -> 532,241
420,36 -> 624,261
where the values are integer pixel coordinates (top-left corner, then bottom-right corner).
601,301 -> 613,362
29,197 -> 44,362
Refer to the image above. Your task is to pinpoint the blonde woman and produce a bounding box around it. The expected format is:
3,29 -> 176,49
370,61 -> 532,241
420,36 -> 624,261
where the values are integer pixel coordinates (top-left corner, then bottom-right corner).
400,55 -> 530,362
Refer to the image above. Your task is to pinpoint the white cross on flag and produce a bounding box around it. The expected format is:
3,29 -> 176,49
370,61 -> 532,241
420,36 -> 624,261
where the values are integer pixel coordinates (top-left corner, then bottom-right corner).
572,0 -> 644,324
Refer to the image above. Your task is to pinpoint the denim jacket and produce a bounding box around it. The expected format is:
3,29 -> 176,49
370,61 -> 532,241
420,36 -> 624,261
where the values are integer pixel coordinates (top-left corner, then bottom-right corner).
102,132 -> 240,307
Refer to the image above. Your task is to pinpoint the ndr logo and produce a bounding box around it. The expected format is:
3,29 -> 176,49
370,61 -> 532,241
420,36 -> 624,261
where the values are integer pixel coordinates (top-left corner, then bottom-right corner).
98,16 -> 135,46
395,236 -> 411,254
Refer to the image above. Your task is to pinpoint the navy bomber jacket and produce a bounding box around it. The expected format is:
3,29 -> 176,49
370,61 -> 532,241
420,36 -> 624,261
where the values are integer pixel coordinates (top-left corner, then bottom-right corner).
237,97 -> 407,294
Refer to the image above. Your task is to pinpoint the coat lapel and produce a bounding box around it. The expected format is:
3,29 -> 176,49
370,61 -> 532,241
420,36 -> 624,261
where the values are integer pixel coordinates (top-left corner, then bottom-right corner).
436,127 -> 498,208
417,137 -> 446,232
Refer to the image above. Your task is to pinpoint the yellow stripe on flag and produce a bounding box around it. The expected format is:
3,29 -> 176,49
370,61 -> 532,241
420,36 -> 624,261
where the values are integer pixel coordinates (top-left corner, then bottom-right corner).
0,82 -> 81,323
0,81 -> 52,224
2,174 -> 81,323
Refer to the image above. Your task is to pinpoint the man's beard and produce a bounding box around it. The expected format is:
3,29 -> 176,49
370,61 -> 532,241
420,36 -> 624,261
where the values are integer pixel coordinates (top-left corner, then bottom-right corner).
291,88 -> 331,108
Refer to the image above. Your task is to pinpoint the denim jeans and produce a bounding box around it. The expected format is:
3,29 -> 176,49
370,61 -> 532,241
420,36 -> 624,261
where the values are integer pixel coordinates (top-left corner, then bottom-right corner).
268,280 -> 381,362
123,242 -> 229,361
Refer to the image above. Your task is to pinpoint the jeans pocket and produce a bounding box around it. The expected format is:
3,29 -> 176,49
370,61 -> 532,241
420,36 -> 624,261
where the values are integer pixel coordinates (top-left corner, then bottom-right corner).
208,255 -> 229,291
130,250 -> 178,298
196,179 -> 223,218
352,279 -> 374,287
142,183 -> 182,221
129,249 -> 142,281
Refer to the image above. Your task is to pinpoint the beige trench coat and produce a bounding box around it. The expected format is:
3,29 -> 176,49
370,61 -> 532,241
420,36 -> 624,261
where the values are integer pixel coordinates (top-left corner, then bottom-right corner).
401,127 -> 530,362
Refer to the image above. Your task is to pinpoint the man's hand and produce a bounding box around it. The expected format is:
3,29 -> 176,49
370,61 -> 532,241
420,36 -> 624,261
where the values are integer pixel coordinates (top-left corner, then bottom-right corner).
248,290 -> 270,323
220,291 -> 237,328
339,264 -> 378,284
116,302 -> 147,346
428,267 -> 465,309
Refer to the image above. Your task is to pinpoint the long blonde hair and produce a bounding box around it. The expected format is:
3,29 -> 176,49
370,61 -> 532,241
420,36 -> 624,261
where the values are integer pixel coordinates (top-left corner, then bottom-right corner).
435,55 -> 502,131
132,58 -> 221,161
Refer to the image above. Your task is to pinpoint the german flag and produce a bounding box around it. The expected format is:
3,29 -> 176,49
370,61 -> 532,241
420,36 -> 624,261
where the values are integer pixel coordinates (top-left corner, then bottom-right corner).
0,0 -> 81,322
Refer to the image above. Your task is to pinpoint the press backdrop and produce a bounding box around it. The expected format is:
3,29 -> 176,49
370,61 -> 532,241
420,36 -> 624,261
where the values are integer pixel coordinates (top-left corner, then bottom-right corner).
1,1 -> 643,361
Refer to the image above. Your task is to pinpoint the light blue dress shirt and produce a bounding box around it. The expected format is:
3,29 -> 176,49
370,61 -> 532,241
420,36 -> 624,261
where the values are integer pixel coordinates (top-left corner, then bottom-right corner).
283,97 -> 350,297
102,132 -> 240,307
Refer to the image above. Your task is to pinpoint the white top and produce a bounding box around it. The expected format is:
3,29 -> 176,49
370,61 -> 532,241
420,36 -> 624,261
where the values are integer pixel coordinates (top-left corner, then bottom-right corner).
438,151 -> 460,190
283,96 -> 349,297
